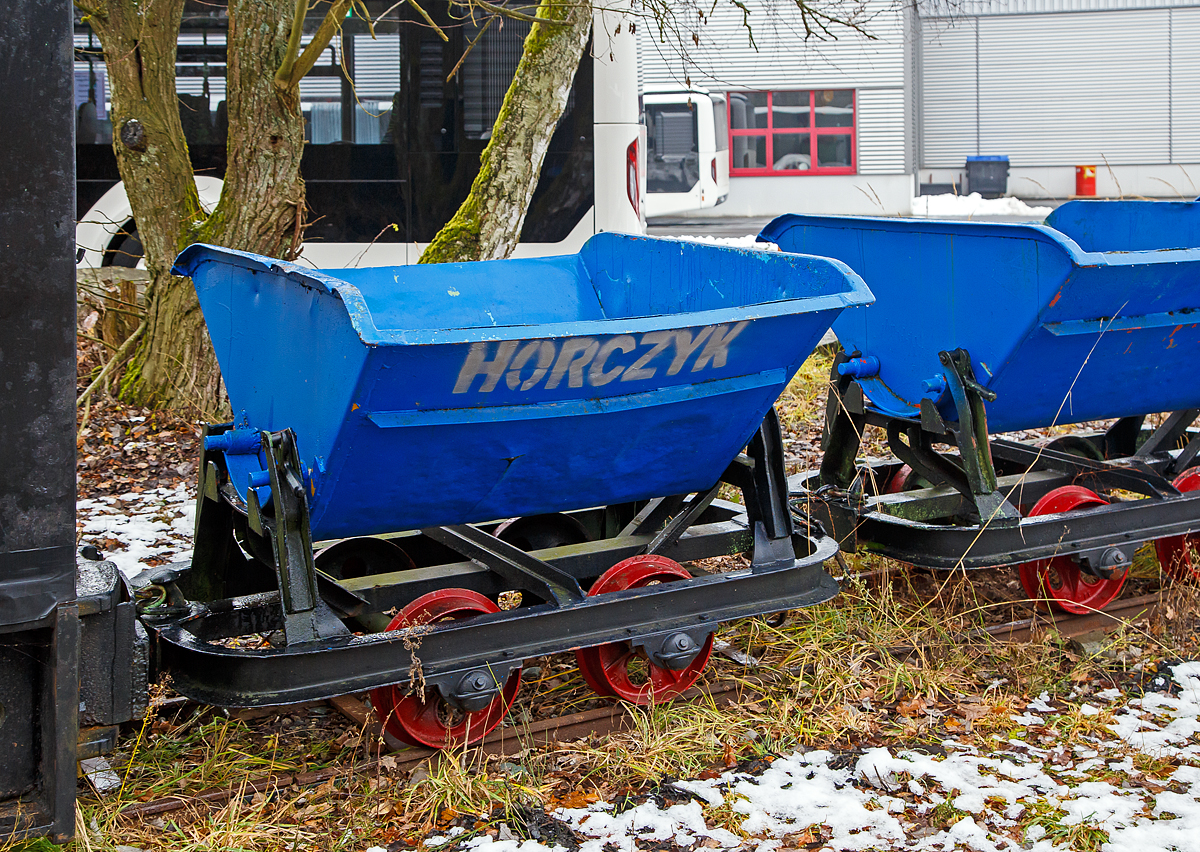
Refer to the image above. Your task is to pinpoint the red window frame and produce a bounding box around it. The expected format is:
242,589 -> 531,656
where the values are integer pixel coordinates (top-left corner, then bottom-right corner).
727,90 -> 856,176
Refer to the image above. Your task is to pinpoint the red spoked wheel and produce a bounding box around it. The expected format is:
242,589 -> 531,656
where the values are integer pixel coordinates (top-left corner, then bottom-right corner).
369,589 -> 521,749
1153,468 -> 1200,583
885,465 -> 933,494
574,555 -> 714,704
1017,486 -> 1127,614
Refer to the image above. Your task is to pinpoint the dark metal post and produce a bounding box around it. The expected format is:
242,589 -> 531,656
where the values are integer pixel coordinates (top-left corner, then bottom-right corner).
0,0 -> 79,842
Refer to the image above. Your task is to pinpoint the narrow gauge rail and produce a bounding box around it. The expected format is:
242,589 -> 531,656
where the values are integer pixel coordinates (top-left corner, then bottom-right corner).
115,589 -> 1167,823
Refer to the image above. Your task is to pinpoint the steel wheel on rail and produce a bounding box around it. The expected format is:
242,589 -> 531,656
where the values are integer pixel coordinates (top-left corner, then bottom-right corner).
1153,468 -> 1200,583
884,464 -> 933,494
369,589 -> 521,749
1017,485 -> 1128,614
494,512 -> 592,552
315,536 -> 416,580
574,555 -> 714,704
1044,434 -> 1105,462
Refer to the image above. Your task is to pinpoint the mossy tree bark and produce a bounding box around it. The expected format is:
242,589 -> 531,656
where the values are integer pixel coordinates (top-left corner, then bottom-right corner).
418,0 -> 594,264
77,0 -> 345,416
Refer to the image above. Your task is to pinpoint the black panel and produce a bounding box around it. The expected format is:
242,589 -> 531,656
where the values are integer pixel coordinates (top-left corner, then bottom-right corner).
0,1 -> 80,842
0,0 -> 77,625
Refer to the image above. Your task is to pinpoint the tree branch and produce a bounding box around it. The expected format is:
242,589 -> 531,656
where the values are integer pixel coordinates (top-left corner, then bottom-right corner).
73,0 -> 107,18
446,13 -> 496,81
275,0 -> 310,86
276,0 -> 354,89
404,0 -> 450,41
470,0 -> 549,25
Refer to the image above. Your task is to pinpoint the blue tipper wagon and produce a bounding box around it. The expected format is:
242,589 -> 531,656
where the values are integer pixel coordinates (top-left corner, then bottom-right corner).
766,211 -> 1200,616
140,233 -> 871,747
1045,198 -> 1200,252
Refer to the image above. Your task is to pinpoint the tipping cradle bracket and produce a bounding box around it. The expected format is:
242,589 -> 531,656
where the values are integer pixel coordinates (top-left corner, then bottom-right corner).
421,525 -> 586,607
248,430 -> 350,645
719,407 -> 802,571
817,348 -> 1021,527
919,349 -> 1020,526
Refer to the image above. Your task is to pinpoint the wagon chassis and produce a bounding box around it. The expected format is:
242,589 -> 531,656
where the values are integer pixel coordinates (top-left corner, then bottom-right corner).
138,410 -> 839,709
791,348 -> 1200,572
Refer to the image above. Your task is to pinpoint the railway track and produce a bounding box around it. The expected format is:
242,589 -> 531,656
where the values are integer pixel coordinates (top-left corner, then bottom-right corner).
116,591 -> 1165,821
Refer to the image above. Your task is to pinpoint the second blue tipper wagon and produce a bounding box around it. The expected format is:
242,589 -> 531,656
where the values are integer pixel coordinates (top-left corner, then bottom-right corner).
767,210 -> 1200,617
141,233 -> 871,747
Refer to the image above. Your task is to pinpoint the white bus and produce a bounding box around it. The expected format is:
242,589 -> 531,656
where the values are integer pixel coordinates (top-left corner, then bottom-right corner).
643,88 -> 729,219
74,3 -> 649,269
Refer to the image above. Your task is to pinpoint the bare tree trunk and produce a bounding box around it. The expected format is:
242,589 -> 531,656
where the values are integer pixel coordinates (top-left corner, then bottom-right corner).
82,0 -> 312,415
418,0 -> 594,264
83,0 -> 204,272
82,0 -> 212,411
206,0 -> 306,259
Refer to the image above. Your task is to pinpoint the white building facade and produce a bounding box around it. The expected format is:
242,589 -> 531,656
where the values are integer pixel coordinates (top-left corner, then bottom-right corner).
638,0 -> 915,216
917,0 -> 1200,199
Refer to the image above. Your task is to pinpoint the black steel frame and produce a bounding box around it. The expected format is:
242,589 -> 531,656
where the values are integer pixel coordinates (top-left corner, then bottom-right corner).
791,348 -> 1200,571
139,409 -> 839,708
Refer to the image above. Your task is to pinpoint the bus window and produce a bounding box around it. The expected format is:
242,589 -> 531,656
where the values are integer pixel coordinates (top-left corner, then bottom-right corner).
645,102 -> 699,194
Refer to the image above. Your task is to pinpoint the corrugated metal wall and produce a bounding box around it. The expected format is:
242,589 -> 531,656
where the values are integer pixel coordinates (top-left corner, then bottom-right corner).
920,5 -> 1200,168
858,88 -> 907,172
1175,7 -> 1200,163
638,0 -> 909,174
919,19 -> 976,167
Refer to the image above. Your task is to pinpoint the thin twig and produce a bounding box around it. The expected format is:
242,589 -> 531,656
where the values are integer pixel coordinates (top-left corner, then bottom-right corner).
472,0 -> 547,25
84,303 -> 144,319
447,14 -> 496,81
76,318 -> 146,410
76,288 -> 144,312
77,331 -> 120,352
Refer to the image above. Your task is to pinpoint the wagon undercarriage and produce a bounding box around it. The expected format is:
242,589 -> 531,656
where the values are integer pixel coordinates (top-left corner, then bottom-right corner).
138,410 -> 838,737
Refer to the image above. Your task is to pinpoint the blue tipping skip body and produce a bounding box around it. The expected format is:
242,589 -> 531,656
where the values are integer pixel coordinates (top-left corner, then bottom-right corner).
174,233 -> 873,542
759,213 -> 1200,434
1045,199 -> 1200,252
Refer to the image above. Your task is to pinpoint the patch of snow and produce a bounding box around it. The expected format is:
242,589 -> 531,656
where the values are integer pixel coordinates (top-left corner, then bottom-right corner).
76,483 -> 194,579
1028,692 -> 1056,713
911,193 -> 1053,219
673,234 -> 778,251
459,837 -> 566,852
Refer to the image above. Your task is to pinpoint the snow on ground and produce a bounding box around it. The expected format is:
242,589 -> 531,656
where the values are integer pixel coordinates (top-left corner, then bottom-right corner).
77,483 -> 194,579
911,193 -> 1053,220
402,662 -> 1200,852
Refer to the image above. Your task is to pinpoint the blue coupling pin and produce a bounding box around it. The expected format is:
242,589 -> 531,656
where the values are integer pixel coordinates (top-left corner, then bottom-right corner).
922,374 -> 948,396
247,469 -> 271,490
836,355 -> 880,379
204,429 -> 262,455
